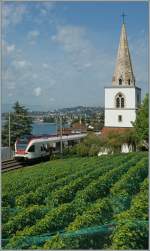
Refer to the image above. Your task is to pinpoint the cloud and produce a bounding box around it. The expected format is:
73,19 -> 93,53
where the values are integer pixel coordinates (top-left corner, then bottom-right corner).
43,63 -> 49,69
84,62 -> 92,68
2,4 -> 148,109
7,82 -> 16,90
51,25 -> 95,72
2,40 -> 16,56
8,92 -> 13,97
6,44 -> 15,54
33,2 -> 56,25
12,60 -> 31,68
52,24 -> 113,76
2,3 -> 27,27
39,2 -> 55,12
2,1 -> 56,32
50,97 -> 55,102
32,73 -> 38,79
28,30 -> 40,38
33,87 -> 42,97
52,25 -> 87,53
129,30 -> 148,89
27,30 -> 40,44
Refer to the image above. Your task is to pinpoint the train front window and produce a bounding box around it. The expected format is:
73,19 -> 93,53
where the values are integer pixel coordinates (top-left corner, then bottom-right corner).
16,143 -> 27,150
16,138 -> 29,150
18,138 -> 29,144
28,145 -> 35,152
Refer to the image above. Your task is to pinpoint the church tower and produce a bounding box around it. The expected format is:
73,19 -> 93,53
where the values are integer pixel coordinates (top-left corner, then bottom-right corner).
104,17 -> 141,129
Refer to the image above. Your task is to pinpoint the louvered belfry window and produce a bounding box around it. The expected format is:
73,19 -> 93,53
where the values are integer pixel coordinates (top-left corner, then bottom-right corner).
119,79 -> 122,85
115,93 -> 125,108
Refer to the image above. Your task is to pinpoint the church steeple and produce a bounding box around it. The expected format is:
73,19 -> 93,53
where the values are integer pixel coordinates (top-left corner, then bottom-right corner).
103,16 -> 141,133
112,17 -> 135,86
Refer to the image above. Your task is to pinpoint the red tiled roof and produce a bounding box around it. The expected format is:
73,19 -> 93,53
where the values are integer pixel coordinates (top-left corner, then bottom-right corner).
57,128 -> 72,135
71,122 -> 87,130
101,127 -> 134,138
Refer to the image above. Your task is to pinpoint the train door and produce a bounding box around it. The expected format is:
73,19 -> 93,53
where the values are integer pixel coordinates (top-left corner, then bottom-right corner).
40,143 -> 49,158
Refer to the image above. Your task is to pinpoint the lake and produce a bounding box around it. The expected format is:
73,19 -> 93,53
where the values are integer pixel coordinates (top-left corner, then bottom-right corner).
2,121 -> 68,136
32,122 -> 58,135
32,122 -> 70,135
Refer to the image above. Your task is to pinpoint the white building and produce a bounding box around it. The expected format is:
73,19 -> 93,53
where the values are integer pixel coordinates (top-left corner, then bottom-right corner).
100,19 -> 141,154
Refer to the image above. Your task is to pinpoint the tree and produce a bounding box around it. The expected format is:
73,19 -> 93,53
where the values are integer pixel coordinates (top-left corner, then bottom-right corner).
43,116 -> 55,123
105,132 -> 122,153
72,133 -> 105,157
120,129 -> 137,151
2,102 -> 33,147
133,94 -> 149,150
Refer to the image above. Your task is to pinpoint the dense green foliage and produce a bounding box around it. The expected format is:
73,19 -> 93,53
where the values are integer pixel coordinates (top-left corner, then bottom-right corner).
110,178 -> 148,249
71,132 -> 106,156
2,101 -> 33,147
2,153 -> 148,249
133,93 -> 149,150
71,130 -> 137,156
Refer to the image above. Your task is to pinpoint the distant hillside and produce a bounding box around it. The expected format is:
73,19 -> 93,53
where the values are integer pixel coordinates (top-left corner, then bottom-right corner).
55,106 -> 104,115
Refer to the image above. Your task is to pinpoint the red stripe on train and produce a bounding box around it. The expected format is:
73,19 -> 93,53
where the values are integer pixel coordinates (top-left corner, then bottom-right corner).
16,150 -> 26,154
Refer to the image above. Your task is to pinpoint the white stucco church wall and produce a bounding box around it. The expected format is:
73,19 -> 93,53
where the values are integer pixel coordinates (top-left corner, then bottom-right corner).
104,87 -> 141,127
105,109 -> 136,127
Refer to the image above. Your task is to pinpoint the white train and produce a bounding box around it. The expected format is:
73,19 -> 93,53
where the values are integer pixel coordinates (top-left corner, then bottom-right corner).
14,135 -> 57,161
14,133 -> 86,161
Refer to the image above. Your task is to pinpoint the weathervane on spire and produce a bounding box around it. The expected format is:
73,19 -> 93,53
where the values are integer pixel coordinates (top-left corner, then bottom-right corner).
121,11 -> 126,24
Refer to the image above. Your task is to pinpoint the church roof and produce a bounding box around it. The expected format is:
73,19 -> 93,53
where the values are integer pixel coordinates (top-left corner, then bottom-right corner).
112,23 -> 135,87
101,127 -> 134,138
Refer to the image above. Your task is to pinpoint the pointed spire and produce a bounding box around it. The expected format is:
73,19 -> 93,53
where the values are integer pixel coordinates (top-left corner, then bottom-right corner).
112,21 -> 135,86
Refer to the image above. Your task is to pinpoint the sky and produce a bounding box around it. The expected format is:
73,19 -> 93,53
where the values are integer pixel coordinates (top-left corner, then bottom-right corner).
2,1 -> 149,111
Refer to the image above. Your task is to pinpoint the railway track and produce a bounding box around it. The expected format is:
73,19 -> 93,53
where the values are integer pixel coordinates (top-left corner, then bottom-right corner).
1,158 -> 51,173
1,159 -> 26,172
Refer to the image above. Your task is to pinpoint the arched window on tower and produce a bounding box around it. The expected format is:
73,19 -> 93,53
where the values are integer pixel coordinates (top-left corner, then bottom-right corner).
128,79 -> 130,85
115,93 -> 125,108
116,97 -> 120,108
119,79 -> 122,85
121,97 -> 124,107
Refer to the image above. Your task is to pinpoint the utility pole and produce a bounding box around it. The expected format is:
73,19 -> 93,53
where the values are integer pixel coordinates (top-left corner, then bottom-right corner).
55,115 -> 58,135
8,112 -> 11,148
60,115 -> 63,155
8,112 -> 11,158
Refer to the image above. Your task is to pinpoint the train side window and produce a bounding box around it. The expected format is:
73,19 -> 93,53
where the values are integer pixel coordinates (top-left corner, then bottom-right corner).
45,144 -> 49,152
28,145 -> 35,152
41,145 -> 46,151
